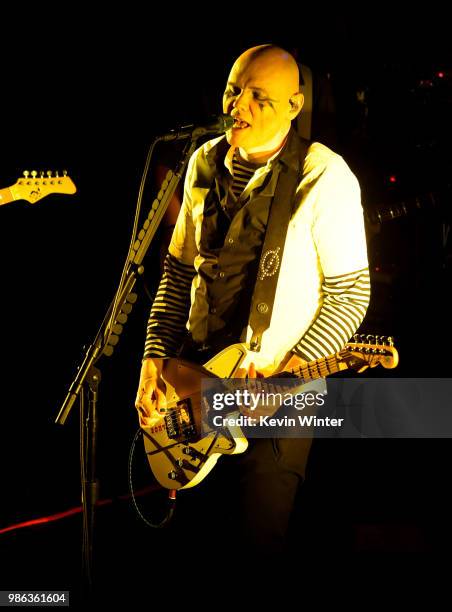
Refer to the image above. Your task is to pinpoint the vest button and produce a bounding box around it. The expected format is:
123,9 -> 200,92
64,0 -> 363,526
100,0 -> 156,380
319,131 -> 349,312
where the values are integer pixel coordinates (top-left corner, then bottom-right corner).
228,238 -> 234,244
210,307 -> 217,314
257,302 -> 269,314
219,271 -> 225,279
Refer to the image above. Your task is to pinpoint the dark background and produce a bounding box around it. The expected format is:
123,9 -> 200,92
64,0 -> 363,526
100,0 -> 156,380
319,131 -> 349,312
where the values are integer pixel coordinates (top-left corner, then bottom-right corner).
1,11 -> 451,602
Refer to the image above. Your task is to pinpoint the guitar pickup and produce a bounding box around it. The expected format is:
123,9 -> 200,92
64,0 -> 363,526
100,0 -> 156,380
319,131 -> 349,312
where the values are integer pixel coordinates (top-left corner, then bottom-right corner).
164,398 -> 197,441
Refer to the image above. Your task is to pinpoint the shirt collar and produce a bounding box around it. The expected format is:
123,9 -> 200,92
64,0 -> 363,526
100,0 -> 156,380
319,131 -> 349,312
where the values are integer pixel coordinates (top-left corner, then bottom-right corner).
204,127 -> 304,178
223,127 -> 303,175
224,133 -> 288,175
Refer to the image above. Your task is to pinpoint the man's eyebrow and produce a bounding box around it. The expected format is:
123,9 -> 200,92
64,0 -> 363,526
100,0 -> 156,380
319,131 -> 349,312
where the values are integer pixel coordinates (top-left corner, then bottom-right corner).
227,81 -> 270,95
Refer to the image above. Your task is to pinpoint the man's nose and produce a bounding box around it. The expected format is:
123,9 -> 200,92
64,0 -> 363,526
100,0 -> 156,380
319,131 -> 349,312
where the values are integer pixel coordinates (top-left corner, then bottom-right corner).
232,91 -> 248,112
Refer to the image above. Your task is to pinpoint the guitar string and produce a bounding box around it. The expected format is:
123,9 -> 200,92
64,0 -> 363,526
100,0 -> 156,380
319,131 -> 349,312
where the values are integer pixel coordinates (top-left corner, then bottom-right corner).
162,347 -> 387,427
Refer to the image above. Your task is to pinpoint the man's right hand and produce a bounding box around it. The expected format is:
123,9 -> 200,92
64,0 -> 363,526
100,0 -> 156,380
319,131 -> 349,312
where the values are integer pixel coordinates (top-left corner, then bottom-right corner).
135,358 -> 167,427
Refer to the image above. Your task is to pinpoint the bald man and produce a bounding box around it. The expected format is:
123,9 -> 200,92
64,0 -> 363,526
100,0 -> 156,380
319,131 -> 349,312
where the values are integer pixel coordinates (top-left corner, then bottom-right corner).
136,45 -> 370,554
223,45 -> 303,161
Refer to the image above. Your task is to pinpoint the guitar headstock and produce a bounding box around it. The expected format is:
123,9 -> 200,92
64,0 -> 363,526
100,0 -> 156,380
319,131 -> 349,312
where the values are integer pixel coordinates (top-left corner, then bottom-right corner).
10,170 -> 76,204
340,335 -> 399,373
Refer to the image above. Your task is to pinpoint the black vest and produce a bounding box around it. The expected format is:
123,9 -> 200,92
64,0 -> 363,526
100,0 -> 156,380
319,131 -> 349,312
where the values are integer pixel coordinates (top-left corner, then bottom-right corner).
186,128 -> 307,350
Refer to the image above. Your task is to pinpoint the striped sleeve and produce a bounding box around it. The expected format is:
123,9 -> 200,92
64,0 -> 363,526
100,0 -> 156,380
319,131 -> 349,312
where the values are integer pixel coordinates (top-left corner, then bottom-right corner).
143,253 -> 196,359
293,267 -> 370,361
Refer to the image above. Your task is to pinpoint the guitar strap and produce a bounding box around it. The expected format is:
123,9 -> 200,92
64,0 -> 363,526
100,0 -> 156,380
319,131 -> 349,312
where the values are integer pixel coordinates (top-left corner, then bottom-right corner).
248,138 -> 309,352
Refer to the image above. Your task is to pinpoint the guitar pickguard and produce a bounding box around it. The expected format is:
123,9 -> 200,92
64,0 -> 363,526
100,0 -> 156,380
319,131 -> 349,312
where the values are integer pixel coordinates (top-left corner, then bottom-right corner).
142,345 -> 250,489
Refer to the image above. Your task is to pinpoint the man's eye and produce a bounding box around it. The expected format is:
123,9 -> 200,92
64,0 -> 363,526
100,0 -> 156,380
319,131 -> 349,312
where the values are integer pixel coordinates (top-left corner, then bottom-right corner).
224,88 -> 238,97
253,93 -> 267,102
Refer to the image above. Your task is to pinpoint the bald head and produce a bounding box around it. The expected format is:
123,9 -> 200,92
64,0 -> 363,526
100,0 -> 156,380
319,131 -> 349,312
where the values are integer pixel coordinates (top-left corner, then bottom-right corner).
231,45 -> 300,100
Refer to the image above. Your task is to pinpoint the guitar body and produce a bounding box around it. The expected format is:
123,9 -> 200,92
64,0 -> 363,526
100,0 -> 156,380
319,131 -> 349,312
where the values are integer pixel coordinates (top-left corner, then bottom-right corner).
142,343 -> 249,490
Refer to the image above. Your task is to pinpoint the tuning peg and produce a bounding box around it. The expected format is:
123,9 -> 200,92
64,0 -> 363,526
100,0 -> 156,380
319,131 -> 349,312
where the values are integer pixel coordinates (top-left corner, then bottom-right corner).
47,170 -> 52,178
63,170 -> 68,177
23,170 -> 29,178
365,334 -> 375,352
31,170 -> 37,179
353,334 -> 359,343
388,336 -> 394,346
55,170 -> 59,177
40,170 -> 45,178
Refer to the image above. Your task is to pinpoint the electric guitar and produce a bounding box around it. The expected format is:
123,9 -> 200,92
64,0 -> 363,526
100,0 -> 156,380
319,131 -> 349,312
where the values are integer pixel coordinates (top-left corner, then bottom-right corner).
142,336 -> 399,490
0,170 -> 76,206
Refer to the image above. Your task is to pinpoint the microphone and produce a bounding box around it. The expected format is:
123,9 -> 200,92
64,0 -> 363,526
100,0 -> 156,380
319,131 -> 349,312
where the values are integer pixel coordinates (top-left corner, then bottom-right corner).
160,114 -> 234,141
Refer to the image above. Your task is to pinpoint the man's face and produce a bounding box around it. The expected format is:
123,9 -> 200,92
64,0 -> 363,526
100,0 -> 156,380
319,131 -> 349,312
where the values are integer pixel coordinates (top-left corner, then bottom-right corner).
222,53 -> 296,153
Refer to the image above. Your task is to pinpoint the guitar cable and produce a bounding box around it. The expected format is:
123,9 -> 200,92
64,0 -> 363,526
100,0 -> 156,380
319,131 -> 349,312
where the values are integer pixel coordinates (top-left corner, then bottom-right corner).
128,428 -> 177,528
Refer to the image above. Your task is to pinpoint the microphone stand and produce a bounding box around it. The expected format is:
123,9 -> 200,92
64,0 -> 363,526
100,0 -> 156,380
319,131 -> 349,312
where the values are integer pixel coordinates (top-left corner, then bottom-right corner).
54,133 -> 199,598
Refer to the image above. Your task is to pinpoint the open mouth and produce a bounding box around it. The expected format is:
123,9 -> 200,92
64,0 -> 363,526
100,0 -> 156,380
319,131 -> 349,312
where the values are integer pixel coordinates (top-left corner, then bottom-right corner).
232,119 -> 250,129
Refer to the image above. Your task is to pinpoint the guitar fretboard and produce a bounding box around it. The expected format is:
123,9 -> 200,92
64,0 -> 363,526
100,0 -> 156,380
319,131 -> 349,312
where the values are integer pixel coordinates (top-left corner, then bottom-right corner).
284,353 -> 345,381
366,191 -> 439,225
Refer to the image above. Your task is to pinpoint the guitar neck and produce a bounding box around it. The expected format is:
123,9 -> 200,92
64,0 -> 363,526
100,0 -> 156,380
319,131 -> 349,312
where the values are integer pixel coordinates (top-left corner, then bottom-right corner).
281,353 -> 348,381
0,187 -> 13,206
367,191 -> 439,225
368,204 -> 408,224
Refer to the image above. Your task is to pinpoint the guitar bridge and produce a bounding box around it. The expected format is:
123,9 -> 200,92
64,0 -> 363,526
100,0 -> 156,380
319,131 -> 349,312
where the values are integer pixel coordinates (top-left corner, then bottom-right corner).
165,397 -> 197,441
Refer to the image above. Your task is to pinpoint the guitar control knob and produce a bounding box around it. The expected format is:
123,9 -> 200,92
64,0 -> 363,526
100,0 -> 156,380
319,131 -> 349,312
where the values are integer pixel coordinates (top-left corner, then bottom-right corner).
176,459 -> 184,468
168,471 -> 177,480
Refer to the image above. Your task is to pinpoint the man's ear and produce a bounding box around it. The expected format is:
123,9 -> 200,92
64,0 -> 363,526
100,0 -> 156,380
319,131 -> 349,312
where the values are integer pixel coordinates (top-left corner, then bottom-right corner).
289,92 -> 304,118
